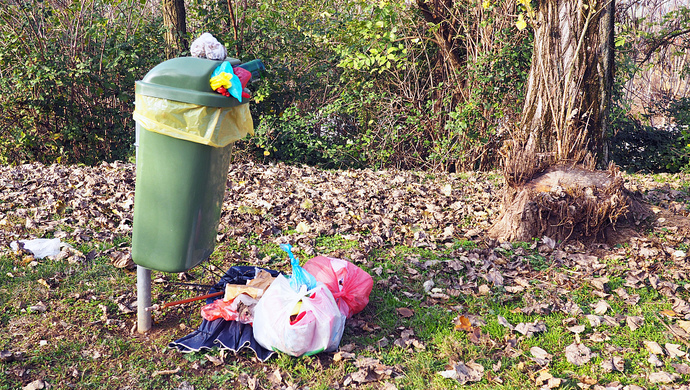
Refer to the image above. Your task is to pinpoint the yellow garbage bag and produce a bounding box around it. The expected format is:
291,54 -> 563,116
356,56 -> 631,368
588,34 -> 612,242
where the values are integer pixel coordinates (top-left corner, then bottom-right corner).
132,94 -> 253,148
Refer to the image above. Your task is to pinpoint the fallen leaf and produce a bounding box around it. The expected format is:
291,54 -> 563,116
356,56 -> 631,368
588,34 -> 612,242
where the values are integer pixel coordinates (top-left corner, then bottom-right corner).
514,321 -> 547,337
602,315 -> 620,327
590,276 -> 609,290
497,315 -> 514,330
678,320 -> 690,333
454,315 -> 473,332
478,284 -> 490,295
614,287 -> 629,300
333,351 -> 356,362
440,183 -> 452,196
565,342 -> 592,366
648,353 -> 664,367
669,324 -> 690,339
267,368 -> 283,386
22,380 -> 48,390
626,316 -> 644,331
625,294 -> 641,306
380,382 -> 398,390
588,331 -> 610,343
672,363 -> 690,375
535,369 -> 553,386
545,377 -> 561,389
586,314 -> 602,327
660,309 -> 678,318
644,341 -> 665,355
600,356 -> 624,372
110,250 -> 134,270
295,221 -> 310,233
396,307 -> 414,318
530,346 -> 552,365
486,269 -> 504,286
665,343 -> 686,358
28,302 -> 47,313
648,371 -> 680,384
592,300 -> 611,315
579,375 -> 597,385
671,298 -> 690,314
438,361 -> 484,384
37,279 -> 50,289
567,325 -> 586,334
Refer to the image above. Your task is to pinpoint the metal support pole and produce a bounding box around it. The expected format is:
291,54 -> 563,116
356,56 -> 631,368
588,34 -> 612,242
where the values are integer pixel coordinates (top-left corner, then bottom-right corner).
137,265 -> 152,334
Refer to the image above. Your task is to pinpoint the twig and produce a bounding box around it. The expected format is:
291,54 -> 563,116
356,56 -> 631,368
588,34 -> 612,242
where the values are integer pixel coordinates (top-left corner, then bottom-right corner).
152,367 -> 180,377
145,291 -> 224,312
654,314 -> 690,349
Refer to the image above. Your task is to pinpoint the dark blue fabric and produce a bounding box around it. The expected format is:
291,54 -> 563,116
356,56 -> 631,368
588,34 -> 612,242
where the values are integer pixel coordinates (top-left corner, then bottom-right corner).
168,266 -> 280,362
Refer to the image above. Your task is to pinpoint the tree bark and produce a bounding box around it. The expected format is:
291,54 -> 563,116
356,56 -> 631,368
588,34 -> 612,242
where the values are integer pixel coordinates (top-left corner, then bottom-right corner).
506,0 -> 615,185
415,0 -> 465,72
162,0 -> 188,59
491,0 -> 625,243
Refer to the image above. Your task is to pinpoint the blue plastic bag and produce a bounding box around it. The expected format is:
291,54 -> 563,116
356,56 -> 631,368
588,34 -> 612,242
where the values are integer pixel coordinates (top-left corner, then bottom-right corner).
280,244 -> 318,292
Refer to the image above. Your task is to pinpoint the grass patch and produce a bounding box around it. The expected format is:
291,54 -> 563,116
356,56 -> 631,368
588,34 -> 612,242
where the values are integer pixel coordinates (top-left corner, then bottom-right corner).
1,226 -> 689,389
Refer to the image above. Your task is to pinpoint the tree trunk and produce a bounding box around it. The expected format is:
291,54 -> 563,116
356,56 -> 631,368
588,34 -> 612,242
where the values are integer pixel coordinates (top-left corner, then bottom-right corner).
162,0 -> 188,59
490,0 -> 628,243
415,0 -> 465,72
505,0 -> 615,182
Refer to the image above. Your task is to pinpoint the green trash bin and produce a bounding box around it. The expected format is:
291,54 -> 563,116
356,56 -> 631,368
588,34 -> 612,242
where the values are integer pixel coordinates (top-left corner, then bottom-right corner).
131,56 -> 254,273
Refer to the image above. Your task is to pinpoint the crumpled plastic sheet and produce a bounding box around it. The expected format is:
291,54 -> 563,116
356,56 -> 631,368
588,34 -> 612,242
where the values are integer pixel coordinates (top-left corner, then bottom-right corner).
133,94 -> 253,148
10,238 -> 68,259
190,32 -> 227,61
168,266 -> 280,362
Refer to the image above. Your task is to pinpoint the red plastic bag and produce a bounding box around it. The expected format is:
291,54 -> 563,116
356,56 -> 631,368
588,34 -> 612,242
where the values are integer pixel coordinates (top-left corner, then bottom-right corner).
233,66 -> 252,89
303,256 -> 373,318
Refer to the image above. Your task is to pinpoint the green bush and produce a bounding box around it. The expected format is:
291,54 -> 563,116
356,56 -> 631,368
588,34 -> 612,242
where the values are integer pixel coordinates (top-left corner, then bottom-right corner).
609,113 -> 688,173
0,0 -> 165,165
204,0 -> 532,171
0,0 -> 533,170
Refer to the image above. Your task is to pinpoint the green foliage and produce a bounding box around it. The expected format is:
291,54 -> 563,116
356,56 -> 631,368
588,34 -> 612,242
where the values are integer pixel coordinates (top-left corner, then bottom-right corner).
250,106 -> 360,168
611,2 -> 690,173
230,0 -> 532,171
0,0 -> 165,165
609,112 -> 688,173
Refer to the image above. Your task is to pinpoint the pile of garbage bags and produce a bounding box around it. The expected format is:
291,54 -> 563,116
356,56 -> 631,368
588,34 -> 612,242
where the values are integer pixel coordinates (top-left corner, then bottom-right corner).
173,244 -> 373,358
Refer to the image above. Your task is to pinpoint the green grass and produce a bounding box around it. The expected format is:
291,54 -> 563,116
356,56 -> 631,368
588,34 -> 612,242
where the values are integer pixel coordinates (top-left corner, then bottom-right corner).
1,231 -> 689,390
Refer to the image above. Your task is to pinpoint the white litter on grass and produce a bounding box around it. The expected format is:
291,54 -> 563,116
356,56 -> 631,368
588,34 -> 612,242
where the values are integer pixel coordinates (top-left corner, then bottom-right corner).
10,238 -> 70,259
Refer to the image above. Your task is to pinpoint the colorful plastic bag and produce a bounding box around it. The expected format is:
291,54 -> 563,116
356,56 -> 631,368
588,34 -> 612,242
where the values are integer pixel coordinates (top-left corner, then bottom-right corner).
210,61 -> 244,102
252,274 -> 345,357
303,256 -> 373,318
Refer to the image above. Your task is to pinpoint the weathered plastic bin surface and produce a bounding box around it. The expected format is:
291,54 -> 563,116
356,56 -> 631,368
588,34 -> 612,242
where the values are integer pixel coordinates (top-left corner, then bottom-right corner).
132,56 -> 249,273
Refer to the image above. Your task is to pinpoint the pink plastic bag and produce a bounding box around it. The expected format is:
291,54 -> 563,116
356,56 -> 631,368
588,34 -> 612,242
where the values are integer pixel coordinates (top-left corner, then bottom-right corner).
303,256 -> 373,318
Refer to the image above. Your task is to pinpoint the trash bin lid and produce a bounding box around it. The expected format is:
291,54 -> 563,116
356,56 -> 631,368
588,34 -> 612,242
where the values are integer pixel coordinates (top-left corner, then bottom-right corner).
135,57 -> 243,108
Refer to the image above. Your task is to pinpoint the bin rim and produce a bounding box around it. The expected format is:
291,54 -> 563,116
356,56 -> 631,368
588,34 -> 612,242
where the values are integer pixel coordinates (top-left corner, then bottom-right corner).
135,57 -> 245,108
135,82 -> 244,108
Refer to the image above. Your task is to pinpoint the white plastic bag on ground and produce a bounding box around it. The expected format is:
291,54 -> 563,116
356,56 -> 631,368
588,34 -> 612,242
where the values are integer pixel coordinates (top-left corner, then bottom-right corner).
10,238 -> 66,259
252,274 -> 345,357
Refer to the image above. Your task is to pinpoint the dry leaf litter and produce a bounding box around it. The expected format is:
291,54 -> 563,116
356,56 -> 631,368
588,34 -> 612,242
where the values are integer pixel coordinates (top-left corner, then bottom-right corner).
3,163 -> 690,389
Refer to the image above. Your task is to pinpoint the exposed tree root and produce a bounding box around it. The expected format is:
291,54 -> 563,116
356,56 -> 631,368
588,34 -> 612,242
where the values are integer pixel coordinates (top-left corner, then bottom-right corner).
488,163 -> 647,243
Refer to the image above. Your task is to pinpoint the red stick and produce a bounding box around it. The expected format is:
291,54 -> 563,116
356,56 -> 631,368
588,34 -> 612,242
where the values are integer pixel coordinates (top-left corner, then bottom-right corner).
161,291 -> 224,309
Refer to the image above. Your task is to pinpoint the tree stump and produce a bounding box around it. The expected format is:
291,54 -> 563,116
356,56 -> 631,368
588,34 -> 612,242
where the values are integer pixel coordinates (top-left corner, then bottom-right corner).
488,164 -> 635,243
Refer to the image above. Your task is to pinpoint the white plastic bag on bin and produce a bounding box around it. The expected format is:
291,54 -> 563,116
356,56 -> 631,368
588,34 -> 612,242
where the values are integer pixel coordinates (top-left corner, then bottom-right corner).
252,274 -> 346,357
